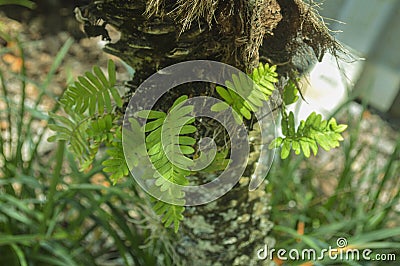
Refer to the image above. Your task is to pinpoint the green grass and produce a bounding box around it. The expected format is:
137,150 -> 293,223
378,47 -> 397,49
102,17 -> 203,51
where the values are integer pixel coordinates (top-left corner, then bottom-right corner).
0,36 -> 175,266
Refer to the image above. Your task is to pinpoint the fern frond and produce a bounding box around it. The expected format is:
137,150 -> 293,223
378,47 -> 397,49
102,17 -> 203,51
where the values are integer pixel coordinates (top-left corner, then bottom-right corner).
269,111 -> 348,159
50,60 -> 124,171
49,112 -> 119,171
249,62 -> 278,97
152,199 -> 185,233
60,59 -> 123,115
136,96 -> 196,232
86,114 -> 116,143
102,129 -> 129,184
48,112 -> 90,165
80,114 -> 118,170
213,62 -> 278,123
138,96 -> 195,172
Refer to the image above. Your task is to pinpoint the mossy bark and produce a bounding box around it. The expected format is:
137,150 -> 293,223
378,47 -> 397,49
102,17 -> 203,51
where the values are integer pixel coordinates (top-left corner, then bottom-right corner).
79,0 -> 337,264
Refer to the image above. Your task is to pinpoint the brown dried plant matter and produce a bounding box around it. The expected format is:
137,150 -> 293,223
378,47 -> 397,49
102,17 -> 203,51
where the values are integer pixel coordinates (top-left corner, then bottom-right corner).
143,0 -> 345,73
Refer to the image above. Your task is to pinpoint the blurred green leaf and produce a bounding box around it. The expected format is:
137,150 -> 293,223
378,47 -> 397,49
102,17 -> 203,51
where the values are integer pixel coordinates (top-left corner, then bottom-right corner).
0,0 -> 36,9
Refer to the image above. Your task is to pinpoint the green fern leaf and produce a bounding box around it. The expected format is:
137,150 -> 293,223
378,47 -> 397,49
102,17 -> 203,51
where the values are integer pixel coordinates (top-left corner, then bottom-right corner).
140,96 -> 196,232
48,112 -> 90,164
61,60 -> 122,116
170,95 -> 188,110
102,129 -> 129,184
215,86 -> 233,104
49,60 -> 123,172
108,59 -> 116,87
271,111 -> 347,159
213,62 -> 278,123
86,114 -> 116,143
49,112 -> 118,171
249,62 -> 278,97
152,200 -> 185,233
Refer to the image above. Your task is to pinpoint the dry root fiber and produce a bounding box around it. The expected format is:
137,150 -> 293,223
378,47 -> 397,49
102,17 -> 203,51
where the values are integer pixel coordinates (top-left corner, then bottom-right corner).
142,0 -> 344,74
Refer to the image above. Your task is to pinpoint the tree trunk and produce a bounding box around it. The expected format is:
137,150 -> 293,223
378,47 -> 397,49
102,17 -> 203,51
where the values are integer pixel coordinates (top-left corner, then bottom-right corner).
78,0 -> 338,264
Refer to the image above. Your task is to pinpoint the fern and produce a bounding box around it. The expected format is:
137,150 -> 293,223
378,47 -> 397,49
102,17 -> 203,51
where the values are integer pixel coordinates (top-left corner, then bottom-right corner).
152,199 -> 185,233
212,62 -> 278,123
121,117 -> 149,169
136,95 -> 196,232
102,129 -> 129,184
249,62 -> 279,96
48,111 -> 91,166
60,59 -> 122,115
49,112 -> 119,171
86,113 -> 116,143
49,60 -> 123,171
48,59 -> 348,234
269,111 -> 348,159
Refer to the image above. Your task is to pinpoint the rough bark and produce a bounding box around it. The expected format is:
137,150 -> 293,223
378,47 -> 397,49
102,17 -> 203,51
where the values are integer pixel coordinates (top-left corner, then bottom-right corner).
78,0 -> 340,264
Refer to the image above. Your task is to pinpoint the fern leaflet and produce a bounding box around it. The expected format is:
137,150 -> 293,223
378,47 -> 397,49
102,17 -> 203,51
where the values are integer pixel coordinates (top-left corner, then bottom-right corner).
136,96 -> 196,232
249,62 -> 278,97
213,62 -> 278,123
102,129 -> 129,184
48,111 -> 90,165
269,111 -> 348,159
152,199 -> 185,233
49,60 -> 123,171
60,59 -> 123,115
